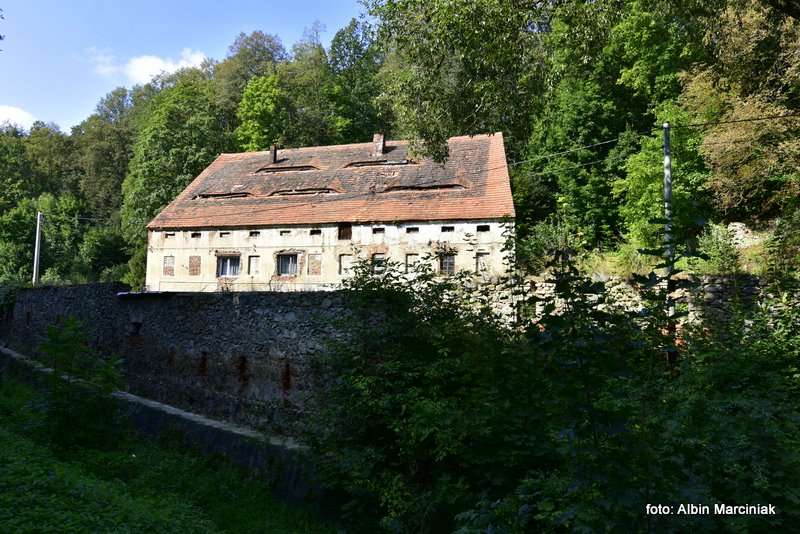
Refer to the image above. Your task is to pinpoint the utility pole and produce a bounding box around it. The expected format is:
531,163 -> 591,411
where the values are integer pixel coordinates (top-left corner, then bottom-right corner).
663,122 -> 677,364
32,211 -> 43,286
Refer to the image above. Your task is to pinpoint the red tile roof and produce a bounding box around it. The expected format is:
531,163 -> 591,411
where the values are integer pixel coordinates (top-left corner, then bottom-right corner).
147,133 -> 515,229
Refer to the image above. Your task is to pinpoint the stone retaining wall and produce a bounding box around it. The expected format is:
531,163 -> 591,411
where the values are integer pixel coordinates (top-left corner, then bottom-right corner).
1,284 -> 349,436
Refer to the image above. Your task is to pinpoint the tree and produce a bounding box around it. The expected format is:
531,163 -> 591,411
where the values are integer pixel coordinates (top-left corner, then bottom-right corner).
0,125 -> 32,211
214,31 -> 287,127
329,18 -> 385,141
25,121 -> 80,197
234,74 -> 287,151
121,73 -> 228,286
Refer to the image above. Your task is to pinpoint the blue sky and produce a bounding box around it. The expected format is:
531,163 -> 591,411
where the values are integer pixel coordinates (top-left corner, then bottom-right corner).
0,0 -> 364,131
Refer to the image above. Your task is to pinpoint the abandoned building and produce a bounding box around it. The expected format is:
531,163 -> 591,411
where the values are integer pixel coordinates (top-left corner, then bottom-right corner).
144,133 -> 515,292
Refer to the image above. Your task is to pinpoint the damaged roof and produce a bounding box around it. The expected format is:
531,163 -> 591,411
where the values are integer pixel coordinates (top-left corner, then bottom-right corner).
147,133 -> 515,229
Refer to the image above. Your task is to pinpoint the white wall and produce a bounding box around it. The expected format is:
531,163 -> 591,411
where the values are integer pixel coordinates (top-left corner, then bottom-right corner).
145,220 -> 513,292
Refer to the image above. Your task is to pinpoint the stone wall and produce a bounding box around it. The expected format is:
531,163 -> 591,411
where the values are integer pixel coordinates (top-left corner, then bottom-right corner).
1,284 -> 348,436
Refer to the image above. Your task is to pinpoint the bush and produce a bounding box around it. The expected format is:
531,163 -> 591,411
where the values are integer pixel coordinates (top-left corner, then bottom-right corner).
766,207 -> 800,285
693,223 -> 741,275
307,252 -> 800,532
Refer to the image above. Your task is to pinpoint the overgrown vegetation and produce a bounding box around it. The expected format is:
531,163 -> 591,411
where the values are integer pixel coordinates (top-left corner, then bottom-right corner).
305,250 -> 800,532
0,322 -> 333,533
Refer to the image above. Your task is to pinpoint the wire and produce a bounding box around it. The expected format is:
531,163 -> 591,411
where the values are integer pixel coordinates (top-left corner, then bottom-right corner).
670,112 -> 800,130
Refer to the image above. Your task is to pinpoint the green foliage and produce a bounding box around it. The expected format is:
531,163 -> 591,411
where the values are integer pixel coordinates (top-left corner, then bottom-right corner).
516,215 -> 585,273
235,74 -> 286,151
121,74 -> 229,286
765,206 -> 800,284
0,380 -> 334,533
38,317 -> 123,449
692,223 -> 742,274
308,249 -> 800,531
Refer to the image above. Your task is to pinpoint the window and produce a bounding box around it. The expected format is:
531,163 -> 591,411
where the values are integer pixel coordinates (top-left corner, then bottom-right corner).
439,253 -> 456,275
249,230 -> 260,237
310,228 -> 322,236
279,230 -> 291,236
372,253 -> 387,274
277,253 -> 298,275
163,256 -> 174,276
308,253 -> 322,275
338,222 -> 352,240
219,231 -> 231,238
406,227 -> 419,234
405,253 -> 419,273
477,224 -> 490,233
217,256 -> 240,277
476,252 -> 490,273
372,227 -> 385,234
441,226 -> 454,232
191,232 -> 201,239
189,256 -> 201,276
339,254 -> 353,275
164,232 -> 175,238
248,255 -> 260,275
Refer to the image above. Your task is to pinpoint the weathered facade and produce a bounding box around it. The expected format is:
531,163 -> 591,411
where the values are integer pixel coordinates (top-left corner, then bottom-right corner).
145,133 -> 515,292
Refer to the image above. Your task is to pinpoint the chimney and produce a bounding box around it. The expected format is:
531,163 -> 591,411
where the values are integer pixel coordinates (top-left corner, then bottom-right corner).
270,144 -> 278,163
372,133 -> 385,157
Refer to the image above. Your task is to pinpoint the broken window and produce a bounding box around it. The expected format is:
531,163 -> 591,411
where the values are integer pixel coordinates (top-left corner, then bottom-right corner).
163,256 -> 175,276
249,230 -> 260,237
338,223 -> 352,240
189,256 -> 201,276
405,253 -> 419,273
248,255 -> 260,275
476,252 -> 490,273
406,227 -> 419,234
339,254 -> 353,275
280,230 -> 291,236
441,226 -> 455,233
372,253 -> 387,274
310,228 -> 322,236
219,231 -> 231,238
439,253 -> 456,275
164,232 -> 175,238
277,253 -> 298,275
217,256 -> 240,277
191,232 -> 201,238
373,227 -> 385,234
308,254 -> 322,275
477,224 -> 490,233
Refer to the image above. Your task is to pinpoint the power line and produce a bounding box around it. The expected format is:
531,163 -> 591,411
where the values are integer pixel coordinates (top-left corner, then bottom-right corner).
670,112 -> 800,130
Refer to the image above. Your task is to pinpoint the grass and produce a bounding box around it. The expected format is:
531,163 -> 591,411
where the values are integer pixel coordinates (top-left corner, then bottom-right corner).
0,378 -> 336,534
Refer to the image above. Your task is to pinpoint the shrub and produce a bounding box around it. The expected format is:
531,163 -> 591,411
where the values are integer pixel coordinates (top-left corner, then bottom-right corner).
693,223 -> 741,274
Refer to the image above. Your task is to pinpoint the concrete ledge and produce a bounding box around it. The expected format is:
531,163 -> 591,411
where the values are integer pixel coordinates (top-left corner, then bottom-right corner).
0,342 -> 319,504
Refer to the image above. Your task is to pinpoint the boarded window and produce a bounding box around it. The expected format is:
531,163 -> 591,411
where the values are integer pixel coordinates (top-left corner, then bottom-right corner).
308,253 -> 322,275
163,256 -> 175,276
372,253 -> 387,274
477,224 -> 490,232
219,231 -> 231,238
248,255 -> 260,275
476,252 -> 490,272
338,223 -> 352,240
439,253 -> 456,275
277,253 -> 298,275
217,256 -> 240,277
441,226 -> 455,233
405,253 -> 419,272
189,255 -> 201,276
339,254 -> 353,275
164,232 -> 175,238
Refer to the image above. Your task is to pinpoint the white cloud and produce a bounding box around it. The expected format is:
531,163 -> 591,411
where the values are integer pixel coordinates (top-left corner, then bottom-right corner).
88,47 -> 207,85
0,105 -> 36,129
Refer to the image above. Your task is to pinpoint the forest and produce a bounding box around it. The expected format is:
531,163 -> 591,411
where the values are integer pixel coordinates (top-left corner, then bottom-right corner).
0,0 -> 798,287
